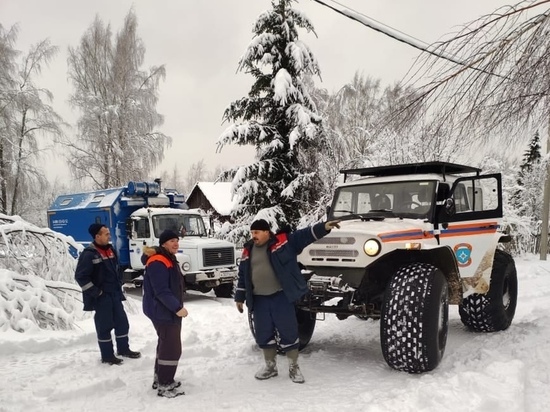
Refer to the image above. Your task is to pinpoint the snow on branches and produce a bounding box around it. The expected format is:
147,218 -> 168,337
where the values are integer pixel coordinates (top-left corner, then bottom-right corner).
0,214 -> 84,332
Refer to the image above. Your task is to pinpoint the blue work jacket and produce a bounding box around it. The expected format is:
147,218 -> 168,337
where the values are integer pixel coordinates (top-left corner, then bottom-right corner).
142,247 -> 186,324
235,222 -> 329,310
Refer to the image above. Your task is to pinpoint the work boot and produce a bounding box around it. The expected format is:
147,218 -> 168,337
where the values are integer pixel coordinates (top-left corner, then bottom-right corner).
101,356 -> 123,365
287,349 -> 305,384
152,376 -> 181,390
254,348 -> 278,380
118,349 -> 141,359
157,383 -> 185,398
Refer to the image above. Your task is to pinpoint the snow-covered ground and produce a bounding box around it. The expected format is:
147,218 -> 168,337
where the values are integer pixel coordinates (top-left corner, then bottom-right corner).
0,255 -> 549,412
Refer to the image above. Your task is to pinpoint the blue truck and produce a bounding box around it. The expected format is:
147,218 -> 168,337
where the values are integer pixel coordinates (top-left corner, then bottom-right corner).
47,181 -> 238,297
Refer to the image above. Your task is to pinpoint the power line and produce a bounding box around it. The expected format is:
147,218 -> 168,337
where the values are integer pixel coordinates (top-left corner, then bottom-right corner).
326,0 -> 433,49
310,0 -> 505,78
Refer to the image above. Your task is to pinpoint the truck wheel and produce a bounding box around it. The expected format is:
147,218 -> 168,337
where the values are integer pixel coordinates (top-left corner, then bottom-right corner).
381,263 -> 449,373
214,282 -> 235,298
247,307 -> 316,352
296,307 -> 316,350
194,284 -> 212,294
459,249 -> 517,332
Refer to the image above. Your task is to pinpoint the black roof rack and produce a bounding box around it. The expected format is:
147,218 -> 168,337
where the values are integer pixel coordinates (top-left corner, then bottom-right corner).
340,161 -> 481,182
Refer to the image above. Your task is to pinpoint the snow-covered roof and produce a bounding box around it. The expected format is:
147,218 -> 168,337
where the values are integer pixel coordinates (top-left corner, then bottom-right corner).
193,182 -> 236,216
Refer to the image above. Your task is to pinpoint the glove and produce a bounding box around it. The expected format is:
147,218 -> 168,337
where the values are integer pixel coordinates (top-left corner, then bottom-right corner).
325,220 -> 341,231
236,302 -> 244,313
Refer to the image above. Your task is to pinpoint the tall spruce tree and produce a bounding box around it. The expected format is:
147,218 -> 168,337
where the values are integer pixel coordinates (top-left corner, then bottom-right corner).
510,131 -> 545,253
514,130 -> 542,204
217,0 -> 323,240
519,131 -> 542,177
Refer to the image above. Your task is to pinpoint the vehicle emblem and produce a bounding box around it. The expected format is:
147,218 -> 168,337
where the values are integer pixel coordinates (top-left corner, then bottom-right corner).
454,243 -> 472,267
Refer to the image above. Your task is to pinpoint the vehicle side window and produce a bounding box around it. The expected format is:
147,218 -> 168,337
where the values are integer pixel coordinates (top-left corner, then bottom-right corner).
454,184 -> 471,212
448,174 -> 502,221
135,219 -> 150,238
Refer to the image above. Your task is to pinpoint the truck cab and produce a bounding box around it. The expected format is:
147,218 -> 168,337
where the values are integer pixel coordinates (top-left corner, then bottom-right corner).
127,207 -> 237,296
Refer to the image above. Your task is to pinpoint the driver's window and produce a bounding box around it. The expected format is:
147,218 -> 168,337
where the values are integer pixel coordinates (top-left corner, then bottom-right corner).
454,184 -> 470,212
135,219 -> 150,238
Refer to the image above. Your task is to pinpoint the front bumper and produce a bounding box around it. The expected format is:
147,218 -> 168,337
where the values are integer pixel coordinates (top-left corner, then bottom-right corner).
184,268 -> 238,287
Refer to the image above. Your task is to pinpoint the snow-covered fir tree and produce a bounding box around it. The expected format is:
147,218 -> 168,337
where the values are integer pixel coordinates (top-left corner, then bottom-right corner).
508,131 -> 546,253
217,0 -> 324,242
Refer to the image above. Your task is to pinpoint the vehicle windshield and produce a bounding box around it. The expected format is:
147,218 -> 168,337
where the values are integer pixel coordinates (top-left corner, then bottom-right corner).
152,214 -> 207,237
330,180 -> 436,220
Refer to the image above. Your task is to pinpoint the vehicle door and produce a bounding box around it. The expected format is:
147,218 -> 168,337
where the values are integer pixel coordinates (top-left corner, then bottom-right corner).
128,216 -> 154,270
438,174 -> 503,278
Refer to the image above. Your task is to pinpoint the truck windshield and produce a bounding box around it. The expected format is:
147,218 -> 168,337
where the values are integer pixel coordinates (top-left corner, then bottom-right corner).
152,214 -> 207,237
330,180 -> 436,220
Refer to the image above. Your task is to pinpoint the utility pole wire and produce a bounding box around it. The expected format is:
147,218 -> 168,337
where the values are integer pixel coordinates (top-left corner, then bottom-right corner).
310,0 -> 507,79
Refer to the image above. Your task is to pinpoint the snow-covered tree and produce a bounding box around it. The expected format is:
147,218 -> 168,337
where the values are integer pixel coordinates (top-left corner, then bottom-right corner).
65,10 -> 170,189
0,23 -> 63,220
0,214 -> 82,331
217,0 -> 324,241
397,0 -> 550,257
185,159 -> 209,195
508,132 -> 546,253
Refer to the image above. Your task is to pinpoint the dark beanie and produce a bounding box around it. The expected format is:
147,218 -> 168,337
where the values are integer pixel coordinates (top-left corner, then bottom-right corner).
250,219 -> 270,231
159,229 -> 179,245
88,223 -> 105,238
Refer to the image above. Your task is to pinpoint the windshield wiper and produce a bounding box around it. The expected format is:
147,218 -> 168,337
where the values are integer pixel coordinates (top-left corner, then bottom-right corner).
332,209 -> 365,220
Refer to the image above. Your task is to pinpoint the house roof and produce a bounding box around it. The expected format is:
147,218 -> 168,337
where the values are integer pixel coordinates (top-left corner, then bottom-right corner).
192,182 -> 236,216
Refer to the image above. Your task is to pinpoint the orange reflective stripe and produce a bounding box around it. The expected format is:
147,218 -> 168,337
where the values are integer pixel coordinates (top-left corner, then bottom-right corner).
146,254 -> 173,268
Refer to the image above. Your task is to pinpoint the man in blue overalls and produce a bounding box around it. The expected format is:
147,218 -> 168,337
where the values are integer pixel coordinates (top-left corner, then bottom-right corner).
235,218 -> 340,383
75,223 -> 141,365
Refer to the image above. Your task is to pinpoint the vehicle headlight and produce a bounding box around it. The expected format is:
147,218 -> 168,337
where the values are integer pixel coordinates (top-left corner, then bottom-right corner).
181,262 -> 191,272
363,239 -> 381,257
236,257 -> 241,266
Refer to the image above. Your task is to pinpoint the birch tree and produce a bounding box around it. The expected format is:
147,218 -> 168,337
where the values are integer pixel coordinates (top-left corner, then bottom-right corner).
396,0 -> 550,257
0,24 -> 63,218
65,10 -> 170,189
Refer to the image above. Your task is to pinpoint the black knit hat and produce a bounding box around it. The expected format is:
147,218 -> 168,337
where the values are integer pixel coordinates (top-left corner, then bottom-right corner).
159,229 -> 179,245
250,219 -> 270,231
88,223 -> 105,238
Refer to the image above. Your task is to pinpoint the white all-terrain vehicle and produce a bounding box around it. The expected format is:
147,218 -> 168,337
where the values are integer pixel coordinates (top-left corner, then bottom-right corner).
295,161 -> 518,373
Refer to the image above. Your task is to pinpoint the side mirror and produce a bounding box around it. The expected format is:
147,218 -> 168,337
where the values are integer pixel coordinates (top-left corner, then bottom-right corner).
326,205 -> 332,218
125,218 -> 134,239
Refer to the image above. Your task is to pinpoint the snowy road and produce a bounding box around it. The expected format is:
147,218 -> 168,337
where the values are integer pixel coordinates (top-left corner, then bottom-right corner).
0,256 -> 549,411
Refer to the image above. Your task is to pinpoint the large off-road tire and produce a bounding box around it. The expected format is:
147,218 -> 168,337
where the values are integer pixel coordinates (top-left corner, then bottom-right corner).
459,249 -> 517,332
296,307 -> 316,350
381,263 -> 449,373
214,281 -> 235,298
247,307 -> 315,352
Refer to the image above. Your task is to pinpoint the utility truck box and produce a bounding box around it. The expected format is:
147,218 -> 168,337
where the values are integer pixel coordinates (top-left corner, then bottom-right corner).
47,181 -> 238,297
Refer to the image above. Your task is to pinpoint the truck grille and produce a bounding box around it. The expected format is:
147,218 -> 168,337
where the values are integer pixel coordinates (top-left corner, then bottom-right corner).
308,249 -> 359,257
314,237 -> 356,245
203,247 -> 235,267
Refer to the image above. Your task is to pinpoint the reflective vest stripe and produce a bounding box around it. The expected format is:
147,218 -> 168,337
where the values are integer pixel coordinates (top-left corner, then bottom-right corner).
158,359 -> 179,366
81,282 -> 94,291
146,254 -> 173,268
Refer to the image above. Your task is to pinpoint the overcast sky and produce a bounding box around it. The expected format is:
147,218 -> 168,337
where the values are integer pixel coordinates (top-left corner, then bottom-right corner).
1,0 -> 510,183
